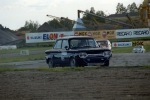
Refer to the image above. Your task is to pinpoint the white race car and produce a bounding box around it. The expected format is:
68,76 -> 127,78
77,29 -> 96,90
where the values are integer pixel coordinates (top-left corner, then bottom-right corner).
132,45 -> 146,53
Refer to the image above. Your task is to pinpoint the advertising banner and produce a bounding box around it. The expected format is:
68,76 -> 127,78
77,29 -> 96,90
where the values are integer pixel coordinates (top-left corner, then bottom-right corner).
116,28 -> 150,39
26,31 -> 74,43
112,42 -> 132,47
132,41 -> 150,46
74,30 -> 116,40
0,45 -> 17,50
101,30 -> 116,40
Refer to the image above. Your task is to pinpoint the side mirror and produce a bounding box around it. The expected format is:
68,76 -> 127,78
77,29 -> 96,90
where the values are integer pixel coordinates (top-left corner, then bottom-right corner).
65,46 -> 69,50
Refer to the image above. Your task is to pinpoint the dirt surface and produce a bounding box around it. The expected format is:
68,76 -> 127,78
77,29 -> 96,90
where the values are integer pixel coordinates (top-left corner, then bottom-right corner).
0,67 -> 150,100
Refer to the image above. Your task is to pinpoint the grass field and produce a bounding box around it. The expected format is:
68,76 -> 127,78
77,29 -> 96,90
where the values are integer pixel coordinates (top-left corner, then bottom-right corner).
0,54 -> 45,63
0,47 -> 51,54
0,66 -> 150,73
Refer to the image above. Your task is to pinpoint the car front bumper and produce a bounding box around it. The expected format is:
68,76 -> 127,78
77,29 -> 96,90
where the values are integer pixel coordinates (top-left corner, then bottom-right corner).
76,56 -> 109,66
132,50 -> 142,53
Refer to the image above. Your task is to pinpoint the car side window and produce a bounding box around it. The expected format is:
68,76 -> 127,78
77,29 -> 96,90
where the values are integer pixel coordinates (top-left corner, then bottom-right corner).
62,40 -> 69,49
88,39 -> 95,47
70,40 -> 79,48
53,40 -> 62,49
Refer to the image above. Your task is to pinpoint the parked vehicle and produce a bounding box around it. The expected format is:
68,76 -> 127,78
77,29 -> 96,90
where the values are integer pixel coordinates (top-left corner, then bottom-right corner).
132,45 -> 145,53
96,40 -> 112,57
45,36 -> 111,68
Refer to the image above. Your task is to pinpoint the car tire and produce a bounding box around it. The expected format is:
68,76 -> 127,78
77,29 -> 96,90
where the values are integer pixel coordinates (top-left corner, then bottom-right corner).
70,58 -> 76,67
48,59 -> 54,68
104,60 -> 109,66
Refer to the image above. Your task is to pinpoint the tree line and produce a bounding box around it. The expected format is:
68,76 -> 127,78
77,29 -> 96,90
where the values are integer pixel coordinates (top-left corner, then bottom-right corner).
1,2 -> 139,32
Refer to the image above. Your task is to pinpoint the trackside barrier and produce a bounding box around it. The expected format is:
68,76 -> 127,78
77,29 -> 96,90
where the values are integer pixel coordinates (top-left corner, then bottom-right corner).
0,45 -> 17,50
20,50 -> 29,55
25,28 -> 150,43
112,42 -> 132,47
132,41 -> 150,46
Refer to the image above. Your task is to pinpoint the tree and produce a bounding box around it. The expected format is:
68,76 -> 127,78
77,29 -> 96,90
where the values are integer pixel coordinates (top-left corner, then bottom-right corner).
82,7 -> 106,23
82,9 -> 90,20
47,19 -> 60,29
130,2 -> 138,12
47,18 -> 73,30
126,4 -> 131,13
95,10 -> 106,22
116,3 -> 127,14
18,20 -> 40,32
96,10 -> 106,17
90,7 -> 95,14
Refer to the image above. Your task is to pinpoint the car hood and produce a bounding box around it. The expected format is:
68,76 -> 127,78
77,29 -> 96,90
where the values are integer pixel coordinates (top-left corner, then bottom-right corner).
45,47 -> 110,55
69,47 -> 110,54
70,47 -> 110,51
133,48 -> 141,50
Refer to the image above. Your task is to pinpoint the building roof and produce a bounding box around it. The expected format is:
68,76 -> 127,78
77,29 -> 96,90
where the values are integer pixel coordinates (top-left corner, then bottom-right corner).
37,22 -> 68,32
55,28 -> 67,31
37,22 -> 55,32
108,12 -> 139,18
72,18 -> 87,31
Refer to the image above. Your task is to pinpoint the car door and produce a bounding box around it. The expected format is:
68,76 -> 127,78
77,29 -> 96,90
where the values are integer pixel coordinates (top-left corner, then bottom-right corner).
53,39 -> 62,65
61,39 -> 70,66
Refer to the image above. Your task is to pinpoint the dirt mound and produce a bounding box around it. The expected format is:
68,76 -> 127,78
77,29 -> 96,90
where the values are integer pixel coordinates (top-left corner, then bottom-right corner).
0,68 -> 149,100
0,27 -> 19,45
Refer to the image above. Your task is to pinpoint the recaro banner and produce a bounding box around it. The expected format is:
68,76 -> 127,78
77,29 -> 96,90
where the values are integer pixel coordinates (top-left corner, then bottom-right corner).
26,31 -> 74,43
74,30 -> 116,40
116,28 -> 150,39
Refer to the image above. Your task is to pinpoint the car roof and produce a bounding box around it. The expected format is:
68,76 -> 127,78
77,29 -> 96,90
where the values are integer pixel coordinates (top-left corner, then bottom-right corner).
96,40 -> 109,41
57,36 -> 93,40
96,40 -> 109,42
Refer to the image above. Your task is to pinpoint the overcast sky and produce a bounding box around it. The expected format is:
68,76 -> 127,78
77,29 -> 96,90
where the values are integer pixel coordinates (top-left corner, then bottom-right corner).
0,0 -> 143,30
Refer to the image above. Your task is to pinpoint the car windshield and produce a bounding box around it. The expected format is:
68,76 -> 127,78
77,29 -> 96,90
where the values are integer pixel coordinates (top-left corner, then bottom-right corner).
97,41 -> 107,45
69,38 -> 98,48
134,45 -> 142,48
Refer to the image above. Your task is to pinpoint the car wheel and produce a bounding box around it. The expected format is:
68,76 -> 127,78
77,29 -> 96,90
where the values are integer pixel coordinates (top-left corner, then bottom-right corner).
70,58 -> 76,67
48,59 -> 54,68
104,60 -> 109,66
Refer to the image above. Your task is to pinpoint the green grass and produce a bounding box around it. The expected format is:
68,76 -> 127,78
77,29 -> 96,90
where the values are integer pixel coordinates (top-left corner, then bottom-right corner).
0,66 -> 150,73
0,47 -> 51,54
112,46 -> 133,53
0,53 -> 45,63
140,66 -> 150,69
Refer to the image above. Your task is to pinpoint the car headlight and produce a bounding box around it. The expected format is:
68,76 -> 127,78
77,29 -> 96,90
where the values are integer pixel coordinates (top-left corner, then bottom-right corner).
79,52 -> 88,58
103,51 -> 111,57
